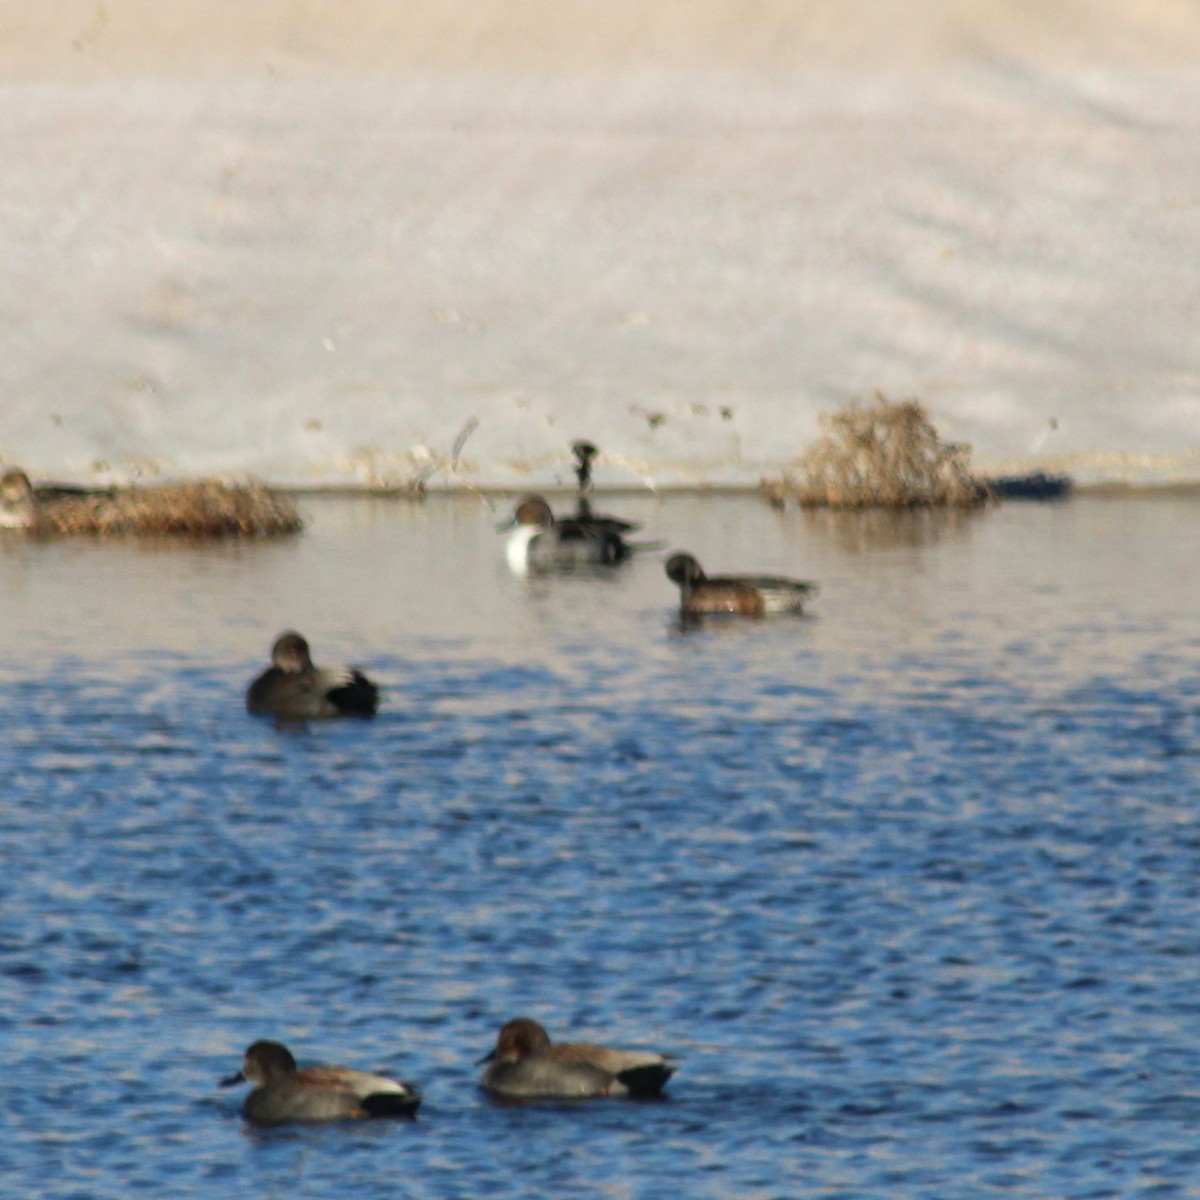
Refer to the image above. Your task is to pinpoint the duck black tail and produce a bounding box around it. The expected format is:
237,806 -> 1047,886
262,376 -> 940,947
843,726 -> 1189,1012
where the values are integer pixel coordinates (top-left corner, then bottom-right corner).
616,1062 -> 675,1097
360,1091 -> 421,1118
328,671 -> 380,717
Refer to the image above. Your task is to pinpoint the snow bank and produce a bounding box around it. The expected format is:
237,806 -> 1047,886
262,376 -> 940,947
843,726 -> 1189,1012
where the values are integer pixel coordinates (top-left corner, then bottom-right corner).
2,1 -> 1198,489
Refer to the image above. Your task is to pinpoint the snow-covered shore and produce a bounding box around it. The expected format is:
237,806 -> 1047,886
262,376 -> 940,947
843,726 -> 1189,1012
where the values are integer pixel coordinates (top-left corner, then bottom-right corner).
2,1 -> 1198,490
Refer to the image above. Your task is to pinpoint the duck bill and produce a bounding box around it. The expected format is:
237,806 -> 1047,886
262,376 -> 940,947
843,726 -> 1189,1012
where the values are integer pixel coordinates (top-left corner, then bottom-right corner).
219,1069 -> 246,1088
475,1049 -> 496,1066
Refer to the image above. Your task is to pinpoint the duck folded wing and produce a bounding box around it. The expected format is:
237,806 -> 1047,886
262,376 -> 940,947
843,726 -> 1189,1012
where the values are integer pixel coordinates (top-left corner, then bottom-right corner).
729,575 -> 818,595
298,1066 -> 420,1114
551,1043 -> 676,1096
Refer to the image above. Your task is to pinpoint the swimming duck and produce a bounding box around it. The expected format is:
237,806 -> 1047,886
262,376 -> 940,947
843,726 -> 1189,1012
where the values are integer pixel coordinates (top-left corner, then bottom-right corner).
665,552 -> 818,615
478,1017 -> 676,1099
221,1039 -> 421,1125
502,495 -> 634,574
245,631 -> 379,719
0,469 -> 35,529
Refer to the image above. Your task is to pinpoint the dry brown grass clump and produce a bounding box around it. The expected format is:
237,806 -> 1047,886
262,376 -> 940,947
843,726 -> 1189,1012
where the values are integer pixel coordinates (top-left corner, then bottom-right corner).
31,479 -> 303,538
764,395 -> 990,509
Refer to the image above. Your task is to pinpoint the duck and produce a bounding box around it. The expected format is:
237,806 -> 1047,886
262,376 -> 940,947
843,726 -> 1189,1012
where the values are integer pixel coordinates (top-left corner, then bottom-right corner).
665,552 -> 818,615
501,495 -> 634,574
245,631 -> 379,719
478,1017 -> 676,1100
0,468 -> 35,529
221,1039 -> 421,1125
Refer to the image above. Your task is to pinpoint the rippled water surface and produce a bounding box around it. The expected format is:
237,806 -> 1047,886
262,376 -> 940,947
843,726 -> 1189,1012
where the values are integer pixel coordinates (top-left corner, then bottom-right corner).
3,493 -> 1199,1199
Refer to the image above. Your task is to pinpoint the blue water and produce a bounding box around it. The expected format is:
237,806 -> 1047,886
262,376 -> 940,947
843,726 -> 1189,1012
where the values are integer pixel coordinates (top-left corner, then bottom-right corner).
2,493 -> 1199,1198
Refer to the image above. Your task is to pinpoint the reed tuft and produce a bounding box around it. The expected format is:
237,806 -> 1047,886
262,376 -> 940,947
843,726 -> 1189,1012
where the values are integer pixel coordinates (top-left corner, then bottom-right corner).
763,395 -> 990,509
26,479 -> 302,538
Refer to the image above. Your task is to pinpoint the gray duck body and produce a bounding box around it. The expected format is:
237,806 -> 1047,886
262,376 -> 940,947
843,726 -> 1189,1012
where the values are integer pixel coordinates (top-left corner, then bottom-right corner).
478,1017 -> 675,1100
504,496 -> 634,573
221,1040 -> 420,1125
245,631 -> 379,720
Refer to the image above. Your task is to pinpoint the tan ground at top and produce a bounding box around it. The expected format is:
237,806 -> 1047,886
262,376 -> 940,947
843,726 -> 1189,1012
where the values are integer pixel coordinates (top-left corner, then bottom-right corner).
4,0 -> 1200,77
2,1 -> 1199,486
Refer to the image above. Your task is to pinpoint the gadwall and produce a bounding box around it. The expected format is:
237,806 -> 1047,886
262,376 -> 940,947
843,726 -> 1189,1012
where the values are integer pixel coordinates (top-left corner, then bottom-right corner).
478,1017 -> 676,1099
501,495 -> 635,574
221,1039 -> 420,1125
245,631 -> 379,719
665,552 -> 818,616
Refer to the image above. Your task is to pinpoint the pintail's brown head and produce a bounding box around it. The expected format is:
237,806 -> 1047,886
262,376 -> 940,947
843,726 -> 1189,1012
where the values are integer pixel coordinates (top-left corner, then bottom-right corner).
512,497 -> 556,529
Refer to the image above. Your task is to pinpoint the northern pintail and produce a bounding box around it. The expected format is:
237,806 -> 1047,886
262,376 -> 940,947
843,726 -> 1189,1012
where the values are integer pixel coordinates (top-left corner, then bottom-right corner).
502,495 -> 635,574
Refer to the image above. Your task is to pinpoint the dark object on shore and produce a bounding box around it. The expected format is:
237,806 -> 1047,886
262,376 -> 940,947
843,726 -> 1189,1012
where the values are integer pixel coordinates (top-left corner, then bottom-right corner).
762,395 -> 990,509
987,472 -> 1072,500
570,440 -> 639,532
665,552 -> 818,616
572,440 -> 599,492
0,470 -> 302,537
246,631 -> 379,720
